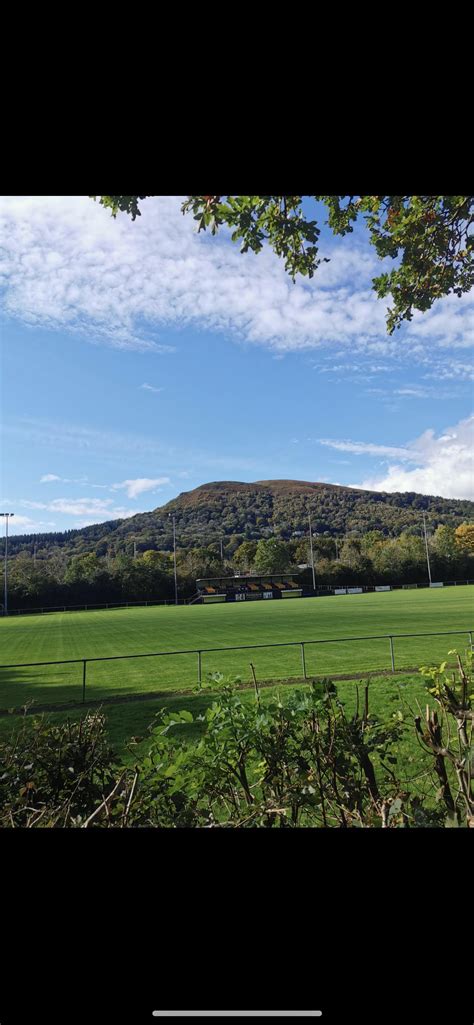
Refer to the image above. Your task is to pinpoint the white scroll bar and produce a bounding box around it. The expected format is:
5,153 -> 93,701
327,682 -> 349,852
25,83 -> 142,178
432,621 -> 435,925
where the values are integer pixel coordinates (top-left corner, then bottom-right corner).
152,1013 -> 322,1018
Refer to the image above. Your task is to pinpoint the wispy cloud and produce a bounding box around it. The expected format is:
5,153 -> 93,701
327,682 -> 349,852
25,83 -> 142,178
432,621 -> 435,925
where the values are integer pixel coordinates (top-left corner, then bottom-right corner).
140,383 -> 164,393
424,360 -> 474,382
317,362 -> 391,376
394,387 -> 429,399
20,497 -> 138,519
40,473 -> 88,484
112,477 -> 171,499
318,438 -> 414,460
3,417 -> 263,475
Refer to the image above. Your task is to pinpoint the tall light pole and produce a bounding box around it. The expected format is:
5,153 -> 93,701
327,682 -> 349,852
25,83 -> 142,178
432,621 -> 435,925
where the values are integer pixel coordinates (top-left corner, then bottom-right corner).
220,538 -> 224,563
169,513 -> 178,605
422,511 -> 432,585
308,511 -> 316,591
0,513 -> 14,616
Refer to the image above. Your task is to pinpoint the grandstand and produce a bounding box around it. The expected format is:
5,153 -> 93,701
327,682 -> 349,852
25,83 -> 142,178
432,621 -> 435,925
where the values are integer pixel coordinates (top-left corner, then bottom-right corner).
196,574 -> 303,604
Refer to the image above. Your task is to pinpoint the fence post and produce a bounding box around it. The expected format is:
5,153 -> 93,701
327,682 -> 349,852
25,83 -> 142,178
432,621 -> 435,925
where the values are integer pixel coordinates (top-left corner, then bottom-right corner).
197,651 -> 202,688
469,632 -> 473,650
300,642 -> 307,679
82,660 -> 87,704
389,636 -> 395,673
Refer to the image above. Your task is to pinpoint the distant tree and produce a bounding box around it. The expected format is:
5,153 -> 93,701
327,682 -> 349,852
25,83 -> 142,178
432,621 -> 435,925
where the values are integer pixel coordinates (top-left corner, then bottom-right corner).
233,541 -> 258,573
361,530 -> 385,552
91,195 -> 474,333
176,547 -> 224,581
455,523 -> 474,552
431,525 -> 458,561
64,553 -> 102,584
141,550 -> 171,572
313,536 -> 338,559
338,539 -> 362,569
313,557 -> 337,583
294,540 -> 310,565
8,554 -> 49,602
370,534 -> 427,584
253,539 -> 292,574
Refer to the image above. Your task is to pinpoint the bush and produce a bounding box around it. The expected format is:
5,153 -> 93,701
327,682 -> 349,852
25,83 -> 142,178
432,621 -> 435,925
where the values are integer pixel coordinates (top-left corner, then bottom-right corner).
2,650 -> 471,827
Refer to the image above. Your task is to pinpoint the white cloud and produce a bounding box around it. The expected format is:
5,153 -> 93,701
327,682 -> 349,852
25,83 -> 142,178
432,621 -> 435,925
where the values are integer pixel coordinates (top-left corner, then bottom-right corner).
2,195 -> 464,363
4,515 -> 57,534
318,438 -> 414,460
19,497 -> 139,519
424,360 -> 474,382
40,473 -> 88,484
406,290 -> 474,349
350,415 -> 474,499
394,387 -> 429,399
112,477 -> 171,499
140,383 -> 164,393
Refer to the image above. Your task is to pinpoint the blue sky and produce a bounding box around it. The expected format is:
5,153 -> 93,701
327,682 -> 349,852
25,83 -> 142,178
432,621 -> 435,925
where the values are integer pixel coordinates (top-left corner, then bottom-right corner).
0,196 -> 473,535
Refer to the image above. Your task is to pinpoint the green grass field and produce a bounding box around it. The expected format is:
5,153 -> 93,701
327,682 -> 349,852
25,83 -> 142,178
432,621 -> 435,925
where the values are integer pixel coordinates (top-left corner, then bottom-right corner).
0,586 -> 472,710
0,672 -> 435,780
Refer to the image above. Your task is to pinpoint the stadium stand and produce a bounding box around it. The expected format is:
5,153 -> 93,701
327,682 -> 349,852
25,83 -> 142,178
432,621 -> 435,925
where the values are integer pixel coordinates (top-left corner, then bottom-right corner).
196,574 -> 302,603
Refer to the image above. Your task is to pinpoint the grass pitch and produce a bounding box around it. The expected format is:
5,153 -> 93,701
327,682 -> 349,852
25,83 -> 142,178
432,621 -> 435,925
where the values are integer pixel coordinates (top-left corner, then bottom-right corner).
0,585 -> 472,710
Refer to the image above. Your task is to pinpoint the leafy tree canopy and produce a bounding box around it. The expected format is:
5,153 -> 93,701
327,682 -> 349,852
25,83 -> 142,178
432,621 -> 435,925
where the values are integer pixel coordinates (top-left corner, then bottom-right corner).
455,523 -> 474,551
90,195 -> 474,333
253,538 -> 292,574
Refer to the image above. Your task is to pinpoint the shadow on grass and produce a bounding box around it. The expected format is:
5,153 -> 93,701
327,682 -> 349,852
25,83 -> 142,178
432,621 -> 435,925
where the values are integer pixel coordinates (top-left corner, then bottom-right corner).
0,662 -> 428,716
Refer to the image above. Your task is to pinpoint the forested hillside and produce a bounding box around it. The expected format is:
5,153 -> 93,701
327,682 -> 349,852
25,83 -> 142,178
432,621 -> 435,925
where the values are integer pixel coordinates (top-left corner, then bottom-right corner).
7,480 -> 474,562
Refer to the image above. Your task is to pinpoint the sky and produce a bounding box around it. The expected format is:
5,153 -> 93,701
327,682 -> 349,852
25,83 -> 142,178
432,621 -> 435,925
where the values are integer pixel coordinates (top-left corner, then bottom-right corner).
0,195 -> 473,536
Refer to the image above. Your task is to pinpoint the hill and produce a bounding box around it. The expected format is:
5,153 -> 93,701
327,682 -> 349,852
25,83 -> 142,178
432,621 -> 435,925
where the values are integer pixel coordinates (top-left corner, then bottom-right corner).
7,480 -> 474,561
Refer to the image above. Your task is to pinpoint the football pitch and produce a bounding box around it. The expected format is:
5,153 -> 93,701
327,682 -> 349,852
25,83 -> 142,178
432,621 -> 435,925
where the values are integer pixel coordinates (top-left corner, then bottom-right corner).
0,586 -> 472,710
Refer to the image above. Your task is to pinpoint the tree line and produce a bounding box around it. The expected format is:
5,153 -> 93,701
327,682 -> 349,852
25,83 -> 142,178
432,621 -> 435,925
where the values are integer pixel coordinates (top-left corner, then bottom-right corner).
5,524 -> 474,610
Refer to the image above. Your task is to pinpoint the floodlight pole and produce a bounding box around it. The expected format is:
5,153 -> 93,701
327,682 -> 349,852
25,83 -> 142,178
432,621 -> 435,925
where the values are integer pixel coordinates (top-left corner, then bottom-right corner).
169,513 -> 178,605
422,511 -> 432,585
308,512 -> 316,591
220,538 -> 224,562
0,513 -> 14,616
